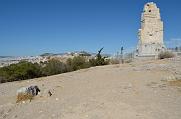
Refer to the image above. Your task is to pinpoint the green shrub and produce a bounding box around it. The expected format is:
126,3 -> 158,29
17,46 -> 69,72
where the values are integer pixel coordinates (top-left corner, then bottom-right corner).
0,61 -> 42,82
89,48 -> 110,66
66,56 -> 90,71
0,76 -> 6,83
158,51 -> 175,59
42,59 -> 67,76
89,58 -> 109,66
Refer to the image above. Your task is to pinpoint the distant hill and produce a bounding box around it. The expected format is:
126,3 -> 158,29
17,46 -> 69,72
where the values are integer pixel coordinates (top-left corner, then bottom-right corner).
0,56 -> 13,58
40,51 -> 111,57
40,53 -> 56,57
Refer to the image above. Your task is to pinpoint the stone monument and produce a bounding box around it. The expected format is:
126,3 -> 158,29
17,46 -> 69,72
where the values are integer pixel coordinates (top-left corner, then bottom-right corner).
136,2 -> 166,57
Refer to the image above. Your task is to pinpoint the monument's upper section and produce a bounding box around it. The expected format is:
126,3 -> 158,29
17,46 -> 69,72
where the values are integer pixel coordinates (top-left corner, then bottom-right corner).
139,2 -> 163,44
142,2 -> 161,21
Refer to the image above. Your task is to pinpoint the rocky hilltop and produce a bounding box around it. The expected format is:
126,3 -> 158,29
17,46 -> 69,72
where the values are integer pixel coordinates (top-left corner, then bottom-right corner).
0,57 -> 181,119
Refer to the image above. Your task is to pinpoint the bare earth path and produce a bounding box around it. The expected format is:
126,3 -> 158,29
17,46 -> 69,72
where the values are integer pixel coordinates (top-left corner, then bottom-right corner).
0,58 -> 181,119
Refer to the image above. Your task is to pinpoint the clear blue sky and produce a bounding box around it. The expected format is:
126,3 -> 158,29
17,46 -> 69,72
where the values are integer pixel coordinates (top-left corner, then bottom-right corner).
0,0 -> 181,56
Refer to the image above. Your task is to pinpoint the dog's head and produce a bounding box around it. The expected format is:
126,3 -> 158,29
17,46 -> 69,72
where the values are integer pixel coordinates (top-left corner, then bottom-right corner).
34,86 -> 40,95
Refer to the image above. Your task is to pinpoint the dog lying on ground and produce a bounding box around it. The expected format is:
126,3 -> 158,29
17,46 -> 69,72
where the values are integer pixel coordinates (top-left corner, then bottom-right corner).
16,85 -> 40,103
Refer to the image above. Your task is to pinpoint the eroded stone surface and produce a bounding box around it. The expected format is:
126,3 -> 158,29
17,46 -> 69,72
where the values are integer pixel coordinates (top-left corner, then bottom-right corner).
136,2 -> 166,57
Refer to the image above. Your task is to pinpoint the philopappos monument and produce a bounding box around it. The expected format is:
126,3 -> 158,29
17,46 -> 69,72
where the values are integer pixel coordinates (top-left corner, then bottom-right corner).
136,2 -> 166,57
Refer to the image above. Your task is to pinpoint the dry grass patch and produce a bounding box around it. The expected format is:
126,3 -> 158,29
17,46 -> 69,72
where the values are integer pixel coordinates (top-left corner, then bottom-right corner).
168,80 -> 181,87
158,51 -> 175,59
110,58 -> 120,64
16,93 -> 34,103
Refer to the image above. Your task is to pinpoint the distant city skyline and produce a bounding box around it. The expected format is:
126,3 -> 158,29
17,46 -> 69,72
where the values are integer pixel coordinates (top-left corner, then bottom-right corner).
0,0 -> 181,56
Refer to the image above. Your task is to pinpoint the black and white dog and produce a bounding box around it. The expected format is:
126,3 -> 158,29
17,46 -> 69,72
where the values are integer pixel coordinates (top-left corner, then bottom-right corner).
17,85 -> 41,96
27,85 -> 41,96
